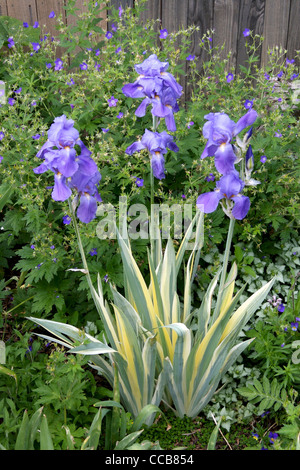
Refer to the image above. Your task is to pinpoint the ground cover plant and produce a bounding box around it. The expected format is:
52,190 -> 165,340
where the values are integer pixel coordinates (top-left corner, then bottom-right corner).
0,0 -> 299,451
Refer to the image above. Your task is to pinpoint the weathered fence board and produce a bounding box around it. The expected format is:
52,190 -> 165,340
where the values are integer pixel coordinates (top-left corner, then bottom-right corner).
236,0 -> 265,69
261,0 -> 291,66
1,0 -> 299,81
287,0 -> 300,63
0,0 -> 8,16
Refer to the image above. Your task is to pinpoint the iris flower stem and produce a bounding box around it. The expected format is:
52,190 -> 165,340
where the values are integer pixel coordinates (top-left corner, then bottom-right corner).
150,115 -> 159,206
68,198 -> 95,295
150,116 -> 159,265
214,217 -> 235,319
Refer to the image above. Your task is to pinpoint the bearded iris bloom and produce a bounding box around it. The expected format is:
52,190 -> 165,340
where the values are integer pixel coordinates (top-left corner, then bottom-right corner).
201,109 -> 258,175
122,54 -> 182,131
196,172 -> 250,220
125,129 -> 179,180
34,115 -> 101,223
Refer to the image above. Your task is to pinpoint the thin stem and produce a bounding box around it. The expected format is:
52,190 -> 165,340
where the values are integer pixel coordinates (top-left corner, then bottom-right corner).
68,199 -> 94,294
150,116 -> 159,265
150,115 -> 159,207
213,217 -> 235,319
150,163 -> 154,207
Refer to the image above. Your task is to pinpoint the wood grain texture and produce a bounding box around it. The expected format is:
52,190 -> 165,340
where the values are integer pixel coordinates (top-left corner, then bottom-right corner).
1,0 -> 299,95
261,0 -> 291,66
6,0 -> 38,25
161,0 -> 188,31
213,0 -> 240,71
236,0 -> 265,70
0,0 -> 8,16
187,0 -> 214,64
139,0 -> 161,32
161,1 -> 188,96
287,0 -> 300,66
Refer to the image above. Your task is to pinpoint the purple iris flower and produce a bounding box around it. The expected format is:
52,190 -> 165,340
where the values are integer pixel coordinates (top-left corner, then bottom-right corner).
125,129 -> 179,180
201,109 -> 258,175
34,115 -> 101,223
122,54 -> 182,131
196,172 -> 250,220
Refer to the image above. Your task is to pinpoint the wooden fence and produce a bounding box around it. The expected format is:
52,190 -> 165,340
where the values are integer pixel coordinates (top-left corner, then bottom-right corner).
0,0 -> 299,73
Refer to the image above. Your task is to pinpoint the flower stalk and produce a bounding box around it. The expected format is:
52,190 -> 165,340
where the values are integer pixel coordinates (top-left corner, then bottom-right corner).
213,217 -> 235,320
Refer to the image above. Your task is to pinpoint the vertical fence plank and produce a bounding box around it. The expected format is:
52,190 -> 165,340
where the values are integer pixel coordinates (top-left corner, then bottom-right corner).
139,0 -> 161,32
36,0 -> 66,58
1,0 -> 298,93
261,0 -> 291,67
108,0 -> 134,31
213,0 -> 241,72
236,0 -> 265,71
287,0 -> 300,66
36,0 -> 66,35
161,0 -> 188,96
6,0 -> 38,25
185,0 -> 214,100
187,0 -> 214,65
0,0 -> 8,16
109,0 -> 134,13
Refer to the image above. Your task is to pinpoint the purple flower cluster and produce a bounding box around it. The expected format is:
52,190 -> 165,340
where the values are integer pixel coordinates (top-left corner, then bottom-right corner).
126,129 -> 179,180
33,115 -> 101,223
122,54 -> 183,132
197,109 -> 258,220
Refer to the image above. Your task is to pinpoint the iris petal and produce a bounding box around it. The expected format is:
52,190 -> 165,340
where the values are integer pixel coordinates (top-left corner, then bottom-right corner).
218,172 -> 243,196
52,173 -> 72,201
231,194 -> 250,219
233,109 -> 258,136
135,97 -> 151,117
122,82 -> 145,98
214,144 -> 237,174
55,147 -> 78,177
151,152 -> 165,179
125,141 -> 146,155
77,193 -> 98,223
196,190 -> 222,213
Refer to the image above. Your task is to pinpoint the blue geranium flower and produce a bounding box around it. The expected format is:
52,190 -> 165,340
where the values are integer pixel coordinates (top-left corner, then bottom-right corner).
159,29 -> 168,39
